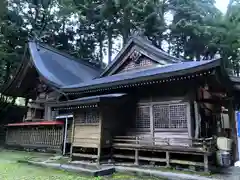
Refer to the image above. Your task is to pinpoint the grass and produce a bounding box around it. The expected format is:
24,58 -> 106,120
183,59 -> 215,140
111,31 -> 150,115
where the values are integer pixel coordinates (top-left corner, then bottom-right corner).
0,149 -> 165,180
154,166 -> 212,177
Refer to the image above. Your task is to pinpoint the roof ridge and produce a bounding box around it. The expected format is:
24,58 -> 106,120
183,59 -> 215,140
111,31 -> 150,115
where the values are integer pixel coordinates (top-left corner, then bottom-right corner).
132,36 -> 182,63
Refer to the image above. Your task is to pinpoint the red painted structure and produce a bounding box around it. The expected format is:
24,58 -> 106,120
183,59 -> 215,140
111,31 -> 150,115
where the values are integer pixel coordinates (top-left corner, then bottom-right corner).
6,121 -> 64,127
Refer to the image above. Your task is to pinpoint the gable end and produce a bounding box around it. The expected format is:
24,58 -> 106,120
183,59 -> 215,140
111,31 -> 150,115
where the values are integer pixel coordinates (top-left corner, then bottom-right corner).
115,50 -> 159,74
101,37 -> 180,77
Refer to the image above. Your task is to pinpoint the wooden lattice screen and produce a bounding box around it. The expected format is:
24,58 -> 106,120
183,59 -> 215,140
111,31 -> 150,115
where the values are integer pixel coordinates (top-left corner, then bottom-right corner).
136,106 -> 150,129
6,126 -> 63,150
153,103 -> 188,129
79,109 -> 100,124
136,102 -> 188,130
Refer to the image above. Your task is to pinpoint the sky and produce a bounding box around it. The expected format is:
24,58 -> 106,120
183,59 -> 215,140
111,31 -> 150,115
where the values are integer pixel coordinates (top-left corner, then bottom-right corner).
215,0 -> 229,13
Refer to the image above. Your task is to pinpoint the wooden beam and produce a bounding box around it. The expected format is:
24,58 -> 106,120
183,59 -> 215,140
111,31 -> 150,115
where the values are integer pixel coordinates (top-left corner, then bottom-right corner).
196,99 -> 227,104
170,159 -> 204,167
228,101 -> 238,163
113,154 -> 134,160
72,153 -> 97,159
70,115 -> 75,159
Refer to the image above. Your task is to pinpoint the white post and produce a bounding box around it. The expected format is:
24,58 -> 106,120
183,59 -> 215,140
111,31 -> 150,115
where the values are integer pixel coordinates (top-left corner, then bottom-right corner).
44,105 -> 52,120
63,117 -> 68,156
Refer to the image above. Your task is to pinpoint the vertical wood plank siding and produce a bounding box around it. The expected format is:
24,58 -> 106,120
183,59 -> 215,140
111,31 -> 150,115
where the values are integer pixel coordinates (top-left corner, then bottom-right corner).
73,109 -> 100,148
6,126 -> 63,150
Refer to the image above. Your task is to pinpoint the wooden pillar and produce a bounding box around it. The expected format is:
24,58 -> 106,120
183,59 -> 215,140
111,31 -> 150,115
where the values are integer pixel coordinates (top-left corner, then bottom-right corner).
166,151 -> 170,167
134,149 -> 139,165
5,128 -> 8,145
204,154 -> 209,172
97,147 -> 101,165
134,136 -> 139,165
97,107 -> 103,165
150,105 -> 154,146
63,117 -> 68,155
44,105 -> 52,120
228,101 -> 238,162
70,115 -> 75,159
194,101 -> 200,138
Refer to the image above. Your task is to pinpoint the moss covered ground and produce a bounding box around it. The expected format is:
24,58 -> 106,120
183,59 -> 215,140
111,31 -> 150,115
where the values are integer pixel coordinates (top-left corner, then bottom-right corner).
0,149 -> 164,180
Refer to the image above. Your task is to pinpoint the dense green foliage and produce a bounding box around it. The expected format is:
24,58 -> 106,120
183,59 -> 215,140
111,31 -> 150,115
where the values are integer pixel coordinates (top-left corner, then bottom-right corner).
0,0 -> 239,89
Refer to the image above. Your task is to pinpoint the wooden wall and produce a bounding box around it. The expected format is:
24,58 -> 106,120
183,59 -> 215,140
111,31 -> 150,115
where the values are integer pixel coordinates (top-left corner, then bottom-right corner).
100,105 -> 116,148
6,126 -> 63,150
73,109 -> 100,148
100,98 -> 135,148
73,125 -> 100,148
121,88 -> 194,147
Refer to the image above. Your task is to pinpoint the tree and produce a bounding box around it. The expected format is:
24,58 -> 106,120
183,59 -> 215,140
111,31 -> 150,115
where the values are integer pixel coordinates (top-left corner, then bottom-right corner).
205,0 -> 240,75
1,0 -> 240,82
167,0 -> 220,60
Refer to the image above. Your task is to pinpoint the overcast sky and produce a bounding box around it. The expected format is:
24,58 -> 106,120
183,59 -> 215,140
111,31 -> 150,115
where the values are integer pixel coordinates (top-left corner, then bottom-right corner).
215,0 -> 229,13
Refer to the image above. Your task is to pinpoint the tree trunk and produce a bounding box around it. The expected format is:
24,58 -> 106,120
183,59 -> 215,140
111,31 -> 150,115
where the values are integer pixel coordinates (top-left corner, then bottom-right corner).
122,9 -> 130,45
4,61 -> 11,84
226,0 -> 234,17
108,29 -> 113,65
98,32 -> 104,66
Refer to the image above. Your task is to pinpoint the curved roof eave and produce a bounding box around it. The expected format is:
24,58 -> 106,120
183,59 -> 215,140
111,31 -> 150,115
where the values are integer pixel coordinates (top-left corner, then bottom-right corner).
28,42 -> 62,88
28,42 -> 102,88
1,41 -> 102,97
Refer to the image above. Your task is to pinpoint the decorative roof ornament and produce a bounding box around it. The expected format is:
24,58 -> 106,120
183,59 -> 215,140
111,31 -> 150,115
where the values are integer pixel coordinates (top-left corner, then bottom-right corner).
129,29 -> 149,42
129,50 -> 142,63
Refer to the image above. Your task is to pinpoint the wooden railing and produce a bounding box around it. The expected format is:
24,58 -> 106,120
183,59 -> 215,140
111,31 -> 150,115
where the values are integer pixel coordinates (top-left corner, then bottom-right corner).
113,136 -> 216,151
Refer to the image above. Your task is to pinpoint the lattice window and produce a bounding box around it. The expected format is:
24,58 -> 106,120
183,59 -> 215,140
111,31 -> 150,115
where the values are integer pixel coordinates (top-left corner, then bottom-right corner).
79,109 -> 100,124
153,103 -> 188,129
136,106 -> 150,129
170,104 -> 188,128
153,104 -> 169,128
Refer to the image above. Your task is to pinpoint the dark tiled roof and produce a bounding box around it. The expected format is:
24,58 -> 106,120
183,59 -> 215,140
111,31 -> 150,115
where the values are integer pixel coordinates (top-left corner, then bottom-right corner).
62,59 -> 221,92
1,41 -> 102,98
29,42 -> 101,87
